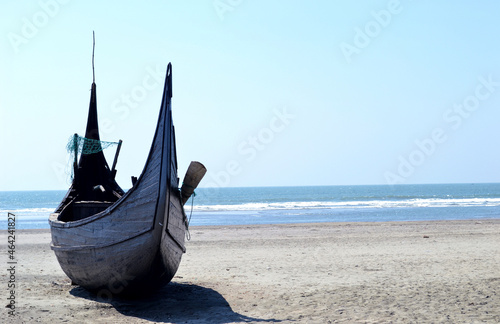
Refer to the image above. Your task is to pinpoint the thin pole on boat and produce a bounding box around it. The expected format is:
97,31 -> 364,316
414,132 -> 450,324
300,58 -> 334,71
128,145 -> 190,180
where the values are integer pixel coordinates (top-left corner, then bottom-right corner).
73,133 -> 79,179
111,139 -> 123,177
92,31 -> 95,83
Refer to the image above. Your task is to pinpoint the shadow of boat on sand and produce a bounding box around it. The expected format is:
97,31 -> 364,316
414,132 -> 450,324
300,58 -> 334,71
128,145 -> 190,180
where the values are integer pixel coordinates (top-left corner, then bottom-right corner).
70,282 -> 282,323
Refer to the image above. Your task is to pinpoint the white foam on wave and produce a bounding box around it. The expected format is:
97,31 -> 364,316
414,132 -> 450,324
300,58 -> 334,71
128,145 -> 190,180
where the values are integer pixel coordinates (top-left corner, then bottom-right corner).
0,208 -> 55,219
0,207 -> 54,213
4,198 -> 500,216
193,197 -> 500,212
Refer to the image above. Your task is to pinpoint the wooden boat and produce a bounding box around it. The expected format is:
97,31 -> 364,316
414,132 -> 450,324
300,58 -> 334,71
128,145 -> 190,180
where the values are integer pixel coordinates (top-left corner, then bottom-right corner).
49,62 -> 206,296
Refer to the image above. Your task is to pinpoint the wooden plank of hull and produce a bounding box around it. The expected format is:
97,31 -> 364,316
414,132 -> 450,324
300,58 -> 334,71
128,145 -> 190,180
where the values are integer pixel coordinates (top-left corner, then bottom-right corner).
52,231 -> 158,292
49,63 -> 185,293
160,189 -> 186,283
52,228 -> 184,294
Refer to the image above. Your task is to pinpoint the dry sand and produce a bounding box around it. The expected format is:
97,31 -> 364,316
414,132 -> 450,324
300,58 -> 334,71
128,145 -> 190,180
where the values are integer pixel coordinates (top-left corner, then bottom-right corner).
1,219 -> 499,323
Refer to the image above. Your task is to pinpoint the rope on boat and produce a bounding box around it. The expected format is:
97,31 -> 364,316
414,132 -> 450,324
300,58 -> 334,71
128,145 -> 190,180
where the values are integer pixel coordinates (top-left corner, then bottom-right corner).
184,190 -> 196,241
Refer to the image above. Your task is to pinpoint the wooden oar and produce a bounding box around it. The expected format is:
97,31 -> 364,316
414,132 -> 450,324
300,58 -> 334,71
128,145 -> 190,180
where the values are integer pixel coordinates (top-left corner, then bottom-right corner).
180,161 -> 207,205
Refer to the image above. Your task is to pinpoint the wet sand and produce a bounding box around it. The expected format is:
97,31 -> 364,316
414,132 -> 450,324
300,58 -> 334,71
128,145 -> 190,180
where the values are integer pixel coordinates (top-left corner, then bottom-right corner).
2,219 -> 499,323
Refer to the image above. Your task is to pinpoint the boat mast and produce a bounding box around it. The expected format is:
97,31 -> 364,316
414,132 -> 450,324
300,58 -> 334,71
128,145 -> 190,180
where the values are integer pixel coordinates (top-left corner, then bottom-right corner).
92,31 -> 95,83
72,32 -> 124,201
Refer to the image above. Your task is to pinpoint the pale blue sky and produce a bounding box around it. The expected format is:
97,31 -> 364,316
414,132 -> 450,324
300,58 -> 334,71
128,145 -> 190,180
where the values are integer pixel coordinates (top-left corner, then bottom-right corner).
1,1 -> 500,191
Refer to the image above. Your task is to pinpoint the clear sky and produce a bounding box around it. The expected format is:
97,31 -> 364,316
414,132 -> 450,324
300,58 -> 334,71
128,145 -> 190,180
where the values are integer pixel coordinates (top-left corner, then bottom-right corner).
1,1 -> 500,191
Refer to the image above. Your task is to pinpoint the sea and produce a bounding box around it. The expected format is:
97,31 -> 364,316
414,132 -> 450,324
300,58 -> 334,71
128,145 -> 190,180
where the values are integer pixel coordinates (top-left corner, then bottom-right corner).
1,183 -> 500,230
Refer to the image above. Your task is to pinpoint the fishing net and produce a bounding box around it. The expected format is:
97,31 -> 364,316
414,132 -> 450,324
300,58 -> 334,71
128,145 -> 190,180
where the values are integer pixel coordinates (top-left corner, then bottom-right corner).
66,134 -> 119,156
66,134 -> 120,180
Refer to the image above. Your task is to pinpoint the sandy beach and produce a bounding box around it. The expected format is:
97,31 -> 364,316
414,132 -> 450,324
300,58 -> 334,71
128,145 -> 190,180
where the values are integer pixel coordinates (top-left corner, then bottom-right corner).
2,219 -> 499,323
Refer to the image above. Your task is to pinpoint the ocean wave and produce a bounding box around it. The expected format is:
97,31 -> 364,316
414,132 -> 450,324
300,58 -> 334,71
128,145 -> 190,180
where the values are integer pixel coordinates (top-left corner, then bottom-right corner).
3,198 -> 500,216
192,197 -> 500,212
0,208 -> 55,219
0,207 -> 54,213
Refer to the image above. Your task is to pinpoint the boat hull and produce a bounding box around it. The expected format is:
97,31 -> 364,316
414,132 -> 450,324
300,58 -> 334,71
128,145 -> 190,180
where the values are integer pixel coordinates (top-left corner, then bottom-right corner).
51,218 -> 184,294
